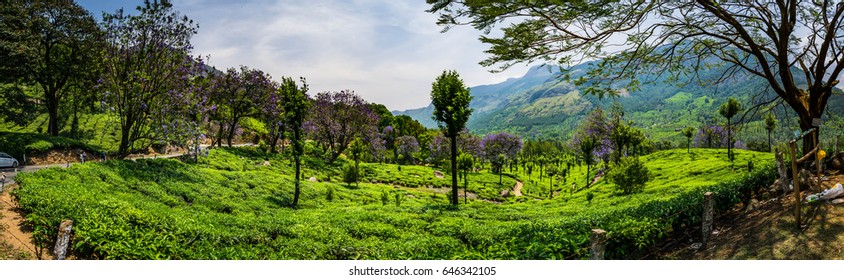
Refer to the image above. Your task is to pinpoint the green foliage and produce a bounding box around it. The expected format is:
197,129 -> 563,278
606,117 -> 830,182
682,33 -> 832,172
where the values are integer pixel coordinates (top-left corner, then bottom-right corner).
343,163 -> 359,187
430,70 -> 473,138
380,190 -> 390,206
606,157 -> 650,195
719,97 -> 742,162
14,148 -> 775,260
326,186 -> 335,202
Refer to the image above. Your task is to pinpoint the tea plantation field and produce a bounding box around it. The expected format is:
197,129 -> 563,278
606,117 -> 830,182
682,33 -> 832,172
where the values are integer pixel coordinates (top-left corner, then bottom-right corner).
13,148 -> 775,259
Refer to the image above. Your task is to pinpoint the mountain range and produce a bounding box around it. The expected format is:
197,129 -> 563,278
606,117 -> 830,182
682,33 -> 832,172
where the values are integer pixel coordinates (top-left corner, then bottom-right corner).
393,61 -> 844,145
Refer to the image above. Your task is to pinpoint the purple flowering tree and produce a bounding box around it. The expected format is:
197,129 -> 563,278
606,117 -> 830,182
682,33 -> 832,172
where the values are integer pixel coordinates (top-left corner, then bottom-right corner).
306,90 -> 380,163
693,125 -> 728,148
481,132 -> 523,166
208,66 -> 275,147
99,1 -> 206,158
428,129 -> 484,165
395,135 -> 420,164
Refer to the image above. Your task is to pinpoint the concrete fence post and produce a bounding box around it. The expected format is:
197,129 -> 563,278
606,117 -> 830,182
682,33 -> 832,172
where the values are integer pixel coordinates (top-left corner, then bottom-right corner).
702,192 -> 714,245
589,229 -> 607,260
53,220 -> 73,260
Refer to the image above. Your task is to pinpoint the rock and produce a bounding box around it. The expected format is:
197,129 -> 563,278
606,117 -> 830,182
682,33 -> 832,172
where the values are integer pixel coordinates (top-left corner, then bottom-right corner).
433,170 -> 444,179
745,199 -> 761,212
500,189 -> 510,197
689,243 -> 702,250
832,198 -> 844,204
308,177 -> 318,182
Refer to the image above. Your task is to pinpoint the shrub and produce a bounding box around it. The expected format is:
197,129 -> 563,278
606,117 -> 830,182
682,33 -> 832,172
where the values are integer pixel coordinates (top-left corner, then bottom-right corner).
381,191 -> 390,206
342,163 -> 358,186
607,157 -> 651,195
326,186 -> 335,202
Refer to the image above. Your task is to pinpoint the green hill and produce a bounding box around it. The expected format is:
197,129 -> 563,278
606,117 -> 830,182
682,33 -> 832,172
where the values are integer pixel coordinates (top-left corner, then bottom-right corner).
14,147 -> 774,259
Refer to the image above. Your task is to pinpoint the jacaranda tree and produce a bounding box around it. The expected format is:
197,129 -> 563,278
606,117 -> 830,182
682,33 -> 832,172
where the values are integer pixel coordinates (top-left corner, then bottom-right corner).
99,0 -> 204,158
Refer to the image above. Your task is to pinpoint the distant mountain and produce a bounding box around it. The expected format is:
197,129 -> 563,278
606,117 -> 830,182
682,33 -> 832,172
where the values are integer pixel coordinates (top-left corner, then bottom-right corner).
394,61 -> 844,144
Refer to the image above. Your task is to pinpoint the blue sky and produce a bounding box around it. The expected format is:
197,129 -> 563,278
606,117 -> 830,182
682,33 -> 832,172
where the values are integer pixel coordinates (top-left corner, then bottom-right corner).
77,0 -> 532,111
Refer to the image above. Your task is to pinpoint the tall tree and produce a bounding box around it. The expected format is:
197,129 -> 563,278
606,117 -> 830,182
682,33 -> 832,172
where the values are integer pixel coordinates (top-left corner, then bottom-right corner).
764,111 -> 778,151
719,97 -> 742,161
428,0 -> 844,154
682,126 -> 695,153
0,0 -> 102,136
430,70 -> 473,205
279,77 -> 310,208
99,0 -> 203,158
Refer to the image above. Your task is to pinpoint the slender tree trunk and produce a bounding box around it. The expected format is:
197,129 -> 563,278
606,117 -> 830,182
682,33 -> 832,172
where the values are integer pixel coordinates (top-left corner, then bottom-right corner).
450,135 -> 458,205
585,164 -> 591,187
216,121 -> 225,148
687,138 -> 691,153
292,129 -> 302,207
767,130 -> 772,152
727,118 -> 732,161
226,121 -> 236,147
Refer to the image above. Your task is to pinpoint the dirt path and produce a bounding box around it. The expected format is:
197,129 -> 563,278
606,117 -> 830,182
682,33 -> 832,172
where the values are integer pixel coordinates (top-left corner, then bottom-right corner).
512,180 -> 523,197
0,184 -> 43,259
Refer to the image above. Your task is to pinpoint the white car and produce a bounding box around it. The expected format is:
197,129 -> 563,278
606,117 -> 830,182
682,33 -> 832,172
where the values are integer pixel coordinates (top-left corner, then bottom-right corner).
0,152 -> 19,168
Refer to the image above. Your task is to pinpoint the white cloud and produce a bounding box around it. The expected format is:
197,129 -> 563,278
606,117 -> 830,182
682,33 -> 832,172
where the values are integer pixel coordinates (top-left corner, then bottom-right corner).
171,0 -> 530,111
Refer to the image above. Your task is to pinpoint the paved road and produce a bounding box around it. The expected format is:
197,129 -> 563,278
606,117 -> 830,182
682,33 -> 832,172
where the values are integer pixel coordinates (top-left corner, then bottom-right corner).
0,143 -> 253,185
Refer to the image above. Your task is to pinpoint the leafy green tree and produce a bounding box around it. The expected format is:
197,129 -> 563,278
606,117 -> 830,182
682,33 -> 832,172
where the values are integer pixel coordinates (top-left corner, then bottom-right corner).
525,161 -> 534,181
764,112 -> 777,152
682,127 -> 695,154
606,157 -> 650,195
430,70 -> 473,205
573,132 -> 599,187
0,0 -> 102,136
427,0 -> 844,154
545,164 -> 558,198
457,153 -> 474,203
279,77 -> 310,207
349,137 -> 367,187
719,98 -> 742,161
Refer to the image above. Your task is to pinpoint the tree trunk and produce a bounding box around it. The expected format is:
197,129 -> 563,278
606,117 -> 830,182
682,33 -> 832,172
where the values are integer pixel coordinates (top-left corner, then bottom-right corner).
585,164 -> 591,187
767,130 -> 772,152
292,129 -> 302,208
727,118 -> 732,161
450,135 -> 458,205
118,123 -> 132,158
215,121 -> 225,148
226,121 -> 236,147
46,97 -> 60,136
798,114 -> 819,156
